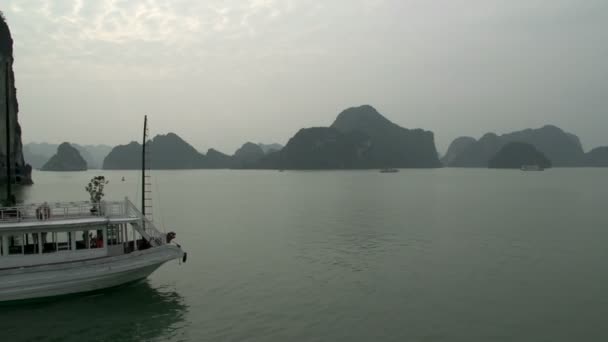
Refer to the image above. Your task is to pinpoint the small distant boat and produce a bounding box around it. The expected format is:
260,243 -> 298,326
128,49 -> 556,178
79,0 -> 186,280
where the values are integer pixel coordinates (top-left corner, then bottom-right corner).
521,165 -> 544,171
121,176 -> 125,181
380,168 -> 399,173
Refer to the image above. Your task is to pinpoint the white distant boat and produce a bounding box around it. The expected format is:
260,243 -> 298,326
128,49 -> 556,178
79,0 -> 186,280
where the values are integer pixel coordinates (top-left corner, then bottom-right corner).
0,110 -> 186,302
520,165 -> 544,171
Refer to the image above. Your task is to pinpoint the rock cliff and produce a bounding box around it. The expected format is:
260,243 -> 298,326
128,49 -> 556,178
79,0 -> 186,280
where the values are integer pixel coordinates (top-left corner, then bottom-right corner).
448,125 -> 586,167
252,105 -> 441,169
441,137 -> 476,166
103,133 -> 234,169
585,147 -> 608,167
233,142 -> 265,168
41,142 -> 88,171
488,142 -> 552,169
0,13 -> 32,184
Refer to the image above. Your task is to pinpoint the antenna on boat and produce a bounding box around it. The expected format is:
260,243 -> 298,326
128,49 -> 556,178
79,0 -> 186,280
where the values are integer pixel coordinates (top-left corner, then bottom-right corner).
141,115 -> 154,228
142,115 -> 147,220
4,62 -> 12,206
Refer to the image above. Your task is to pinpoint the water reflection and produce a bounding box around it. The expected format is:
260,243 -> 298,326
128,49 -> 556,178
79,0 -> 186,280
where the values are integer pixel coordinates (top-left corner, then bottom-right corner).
0,281 -> 188,342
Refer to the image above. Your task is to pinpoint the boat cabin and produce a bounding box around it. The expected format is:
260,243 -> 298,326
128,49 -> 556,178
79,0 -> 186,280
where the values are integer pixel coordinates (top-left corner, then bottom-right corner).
0,199 -> 162,269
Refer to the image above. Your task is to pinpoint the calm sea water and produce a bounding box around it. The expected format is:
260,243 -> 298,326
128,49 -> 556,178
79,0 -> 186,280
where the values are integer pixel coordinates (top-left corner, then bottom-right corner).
1,168 -> 607,341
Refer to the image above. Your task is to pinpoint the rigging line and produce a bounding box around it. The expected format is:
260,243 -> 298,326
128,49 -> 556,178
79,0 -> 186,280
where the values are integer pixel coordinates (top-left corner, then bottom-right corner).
154,174 -> 166,233
135,166 -> 141,206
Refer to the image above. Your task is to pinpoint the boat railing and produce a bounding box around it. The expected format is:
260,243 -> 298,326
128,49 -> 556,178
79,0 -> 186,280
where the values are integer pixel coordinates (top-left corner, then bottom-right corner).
0,199 -> 167,247
0,201 -> 127,224
123,199 -> 166,247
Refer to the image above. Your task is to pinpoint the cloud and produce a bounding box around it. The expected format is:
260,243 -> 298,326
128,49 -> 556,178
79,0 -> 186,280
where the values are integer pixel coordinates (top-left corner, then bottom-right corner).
3,0 -> 608,152
6,0 -> 338,80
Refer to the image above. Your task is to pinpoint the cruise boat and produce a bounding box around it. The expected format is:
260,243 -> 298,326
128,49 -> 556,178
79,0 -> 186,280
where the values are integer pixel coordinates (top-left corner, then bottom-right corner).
0,71 -> 186,302
0,199 -> 185,302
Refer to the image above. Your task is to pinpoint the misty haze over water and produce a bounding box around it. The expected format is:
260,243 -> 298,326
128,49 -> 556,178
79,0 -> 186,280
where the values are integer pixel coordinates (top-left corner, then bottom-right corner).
1,1 -> 608,341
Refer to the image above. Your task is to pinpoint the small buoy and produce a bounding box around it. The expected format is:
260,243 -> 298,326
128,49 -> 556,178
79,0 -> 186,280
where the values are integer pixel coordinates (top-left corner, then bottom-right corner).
182,252 -> 188,263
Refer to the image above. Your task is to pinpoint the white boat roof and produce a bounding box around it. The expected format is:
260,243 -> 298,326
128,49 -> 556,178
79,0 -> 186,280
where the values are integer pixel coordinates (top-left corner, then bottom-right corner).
0,201 -> 140,233
0,217 -> 139,233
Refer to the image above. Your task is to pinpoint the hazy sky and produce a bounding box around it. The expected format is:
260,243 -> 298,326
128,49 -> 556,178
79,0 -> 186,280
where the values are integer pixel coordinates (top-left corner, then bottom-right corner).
4,0 -> 608,154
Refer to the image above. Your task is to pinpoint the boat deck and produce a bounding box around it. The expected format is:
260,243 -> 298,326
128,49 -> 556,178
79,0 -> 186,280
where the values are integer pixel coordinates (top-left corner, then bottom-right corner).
0,217 -> 139,232
0,200 -> 140,232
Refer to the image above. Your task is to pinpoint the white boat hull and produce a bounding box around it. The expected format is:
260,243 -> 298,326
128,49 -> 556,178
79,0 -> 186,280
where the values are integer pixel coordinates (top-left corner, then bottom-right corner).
0,245 -> 183,302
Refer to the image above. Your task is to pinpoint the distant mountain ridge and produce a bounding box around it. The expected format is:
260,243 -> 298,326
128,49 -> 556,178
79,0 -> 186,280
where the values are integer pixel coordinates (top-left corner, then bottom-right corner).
233,142 -> 265,168
585,147 -> 608,167
103,133 -> 209,170
441,137 -> 476,166
26,123 -> 608,171
24,142 -> 112,169
488,142 -> 552,169
41,142 -> 88,171
103,134 -> 267,169
102,105 -> 441,170
251,105 -> 441,169
446,125 -> 590,167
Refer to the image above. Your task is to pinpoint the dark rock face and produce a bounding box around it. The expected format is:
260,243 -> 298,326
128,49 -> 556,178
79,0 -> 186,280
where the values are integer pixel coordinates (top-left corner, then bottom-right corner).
488,142 -> 552,169
271,127 -> 372,169
330,105 -> 441,168
24,143 -> 112,169
331,105 -> 395,136
102,142 -> 141,170
253,105 -> 441,169
103,133 -> 204,170
441,137 -> 476,166
103,133 -> 234,169
104,106 -> 440,170
144,133 -> 204,169
41,143 -> 88,171
203,149 -> 234,169
0,13 -> 32,184
233,142 -> 265,168
585,147 -> 608,167
449,125 -> 586,167
451,133 -> 502,167
501,125 -> 585,166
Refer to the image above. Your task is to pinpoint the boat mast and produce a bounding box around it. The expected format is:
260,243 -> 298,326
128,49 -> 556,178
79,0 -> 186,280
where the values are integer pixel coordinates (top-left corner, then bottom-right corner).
142,115 -> 147,218
4,62 -> 11,205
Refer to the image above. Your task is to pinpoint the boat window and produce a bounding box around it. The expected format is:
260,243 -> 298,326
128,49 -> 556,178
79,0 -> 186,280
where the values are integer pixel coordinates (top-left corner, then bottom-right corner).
24,233 -> 40,255
90,229 -> 104,249
43,232 -> 57,253
76,230 -> 89,250
8,235 -> 24,255
107,225 -> 120,246
56,232 -> 72,251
